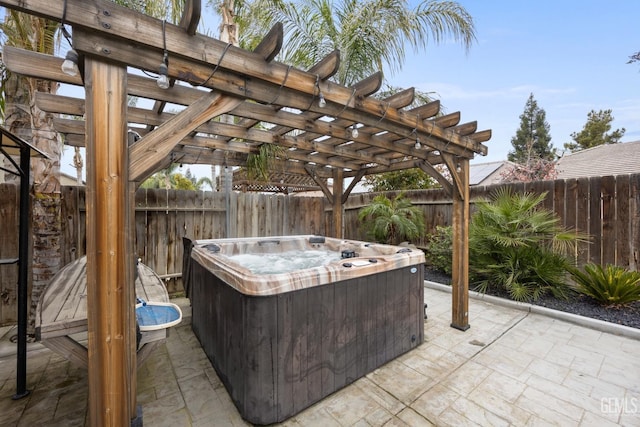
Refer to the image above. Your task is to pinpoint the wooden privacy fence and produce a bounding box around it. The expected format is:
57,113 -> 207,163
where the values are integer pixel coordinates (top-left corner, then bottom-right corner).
344,173 -> 640,269
60,187 -> 329,294
1,173 -> 639,324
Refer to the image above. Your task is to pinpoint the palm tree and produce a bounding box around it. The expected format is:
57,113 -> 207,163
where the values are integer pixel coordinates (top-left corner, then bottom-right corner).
140,164 -> 213,190
236,0 -> 475,190
208,0 -> 243,189
1,10 -> 61,333
238,0 -> 476,86
469,188 -> 589,302
358,193 -> 425,245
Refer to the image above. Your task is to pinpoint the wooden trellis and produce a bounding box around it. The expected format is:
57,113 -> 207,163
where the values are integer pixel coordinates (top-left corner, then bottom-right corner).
0,0 -> 490,425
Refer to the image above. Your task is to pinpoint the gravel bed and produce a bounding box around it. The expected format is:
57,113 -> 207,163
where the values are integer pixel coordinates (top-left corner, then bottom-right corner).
424,269 -> 640,330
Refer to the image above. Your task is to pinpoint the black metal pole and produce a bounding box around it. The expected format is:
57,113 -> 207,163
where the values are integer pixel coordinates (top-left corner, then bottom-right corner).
12,144 -> 30,399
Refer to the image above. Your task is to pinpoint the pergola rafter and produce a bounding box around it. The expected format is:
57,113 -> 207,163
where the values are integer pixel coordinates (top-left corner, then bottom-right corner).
0,0 -> 490,425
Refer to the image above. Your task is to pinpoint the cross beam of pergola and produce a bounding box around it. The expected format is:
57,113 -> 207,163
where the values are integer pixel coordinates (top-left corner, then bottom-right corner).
0,0 -> 490,425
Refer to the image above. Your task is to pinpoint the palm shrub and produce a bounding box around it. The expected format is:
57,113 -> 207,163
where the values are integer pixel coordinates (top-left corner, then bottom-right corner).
469,188 -> 588,302
567,264 -> 640,306
358,193 -> 425,245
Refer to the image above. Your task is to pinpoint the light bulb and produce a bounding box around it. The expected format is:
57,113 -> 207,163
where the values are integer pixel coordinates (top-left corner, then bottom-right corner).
157,61 -> 170,89
415,140 -> 421,149
351,126 -> 359,138
61,49 -> 79,77
318,93 -> 326,108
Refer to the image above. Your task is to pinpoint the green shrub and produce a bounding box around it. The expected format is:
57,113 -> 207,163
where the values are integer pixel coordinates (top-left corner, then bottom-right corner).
423,225 -> 453,275
567,264 -> 640,306
357,193 -> 425,245
469,188 -> 588,302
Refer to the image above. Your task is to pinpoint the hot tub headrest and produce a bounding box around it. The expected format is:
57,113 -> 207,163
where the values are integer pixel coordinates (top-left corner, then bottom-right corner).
203,244 -> 221,253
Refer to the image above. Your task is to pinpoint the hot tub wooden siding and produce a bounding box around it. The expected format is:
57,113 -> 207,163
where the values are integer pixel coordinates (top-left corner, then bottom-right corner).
190,259 -> 424,425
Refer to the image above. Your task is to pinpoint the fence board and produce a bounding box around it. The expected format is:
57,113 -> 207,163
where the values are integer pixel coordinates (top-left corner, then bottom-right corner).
227,192 -> 237,238
631,174 -> 640,271
236,191 -> 247,237
564,179 -> 578,233
61,186 -> 80,265
201,191 -> 215,239
601,176 -> 616,265
564,179 -> 578,264
78,187 -> 87,258
588,177 -> 602,265
616,175 -> 631,267
286,196 -> 299,236
554,179 -> 566,227
575,178 -> 590,265
2,172 -> 640,317
134,189 -> 147,259
0,184 -> 19,325
165,190 -> 179,293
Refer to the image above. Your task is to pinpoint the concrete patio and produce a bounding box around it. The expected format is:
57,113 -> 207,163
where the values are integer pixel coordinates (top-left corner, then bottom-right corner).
1,284 -> 639,426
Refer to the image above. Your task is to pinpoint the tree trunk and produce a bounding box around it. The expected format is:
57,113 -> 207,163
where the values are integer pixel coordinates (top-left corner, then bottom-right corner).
5,70 -> 62,334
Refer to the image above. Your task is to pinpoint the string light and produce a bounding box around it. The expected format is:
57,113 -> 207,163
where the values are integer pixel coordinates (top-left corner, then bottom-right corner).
59,0 -> 79,77
61,49 -> 79,77
157,54 -> 170,89
157,20 -> 170,89
415,138 -> 421,149
318,92 -> 326,108
351,125 -> 359,139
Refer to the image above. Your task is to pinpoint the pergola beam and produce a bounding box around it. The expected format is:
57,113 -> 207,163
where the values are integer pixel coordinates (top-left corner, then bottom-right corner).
0,4 -> 492,423
128,92 -> 243,181
83,57 -> 135,425
69,31 -> 486,158
47,109 -> 388,171
418,161 -> 453,194
12,46 -> 488,169
178,0 -> 201,36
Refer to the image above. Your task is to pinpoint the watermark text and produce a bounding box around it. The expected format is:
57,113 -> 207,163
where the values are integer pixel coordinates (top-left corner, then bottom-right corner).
601,397 -> 638,415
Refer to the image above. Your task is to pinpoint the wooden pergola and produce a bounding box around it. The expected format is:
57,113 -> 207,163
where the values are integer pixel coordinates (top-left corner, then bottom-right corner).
0,0 -> 490,425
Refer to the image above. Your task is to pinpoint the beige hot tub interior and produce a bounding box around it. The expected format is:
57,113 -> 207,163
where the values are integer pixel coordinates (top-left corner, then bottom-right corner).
190,235 -> 426,296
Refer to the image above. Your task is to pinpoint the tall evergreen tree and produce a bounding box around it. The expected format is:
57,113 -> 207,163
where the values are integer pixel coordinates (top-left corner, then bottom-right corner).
508,93 -> 555,163
564,109 -> 625,152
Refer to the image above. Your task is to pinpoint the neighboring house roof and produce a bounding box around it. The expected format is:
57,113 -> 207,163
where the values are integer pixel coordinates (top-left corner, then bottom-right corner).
60,172 -> 84,186
555,140 -> 640,179
469,160 -> 515,186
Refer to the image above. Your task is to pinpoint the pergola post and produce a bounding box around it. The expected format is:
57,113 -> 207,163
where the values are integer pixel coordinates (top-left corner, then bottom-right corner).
450,158 -> 470,330
332,168 -> 344,238
84,57 -> 137,425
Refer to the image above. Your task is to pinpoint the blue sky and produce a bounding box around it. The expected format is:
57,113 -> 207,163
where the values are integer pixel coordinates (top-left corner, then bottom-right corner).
60,1 -> 639,178
385,0 -> 640,163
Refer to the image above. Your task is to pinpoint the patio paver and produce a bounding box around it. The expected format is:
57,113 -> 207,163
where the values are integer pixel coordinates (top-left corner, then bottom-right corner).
1,286 -> 639,426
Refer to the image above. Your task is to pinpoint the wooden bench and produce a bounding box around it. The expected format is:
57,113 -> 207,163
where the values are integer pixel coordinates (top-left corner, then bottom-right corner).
35,256 -> 175,368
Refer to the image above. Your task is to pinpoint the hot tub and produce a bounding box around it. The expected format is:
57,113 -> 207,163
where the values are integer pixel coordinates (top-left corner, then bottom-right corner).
186,235 -> 425,425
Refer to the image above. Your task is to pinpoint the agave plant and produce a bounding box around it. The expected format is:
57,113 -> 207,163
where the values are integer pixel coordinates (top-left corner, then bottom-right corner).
469,188 -> 589,302
568,264 -> 640,307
